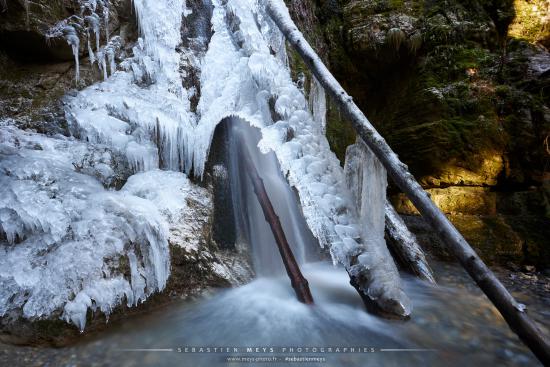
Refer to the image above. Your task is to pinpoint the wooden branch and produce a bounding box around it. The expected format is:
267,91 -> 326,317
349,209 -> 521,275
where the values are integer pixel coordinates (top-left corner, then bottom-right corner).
385,202 -> 436,284
266,1 -> 550,363
239,139 -> 314,305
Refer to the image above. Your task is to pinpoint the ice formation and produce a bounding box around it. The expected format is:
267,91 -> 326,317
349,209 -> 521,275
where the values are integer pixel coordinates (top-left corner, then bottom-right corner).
385,201 -> 436,284
193,0 -> 410,315
0,0 -> 210,330
67,0 -> 195,173
0,125 -> 171,330
1,0 -> 411,326
122,169 -> 212,254
309,76 -> 327,133
345,139 -> 410,314
46,0 -> 113,82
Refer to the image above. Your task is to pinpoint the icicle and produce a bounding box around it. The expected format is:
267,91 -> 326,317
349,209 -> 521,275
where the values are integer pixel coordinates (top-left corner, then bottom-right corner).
98,51 -> 108,80
107,48 -> 115,75
85,13 -> 101,53
309,76 -> 327,133
23,0 -> 30,29
63,26 -> 80,82
102,36 -> 121,76
86,29 -> 96,65
103,2 -> 110,41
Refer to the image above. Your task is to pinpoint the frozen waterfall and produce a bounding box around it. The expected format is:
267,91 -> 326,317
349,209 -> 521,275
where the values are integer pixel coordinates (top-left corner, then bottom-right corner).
1,0 -> 410,329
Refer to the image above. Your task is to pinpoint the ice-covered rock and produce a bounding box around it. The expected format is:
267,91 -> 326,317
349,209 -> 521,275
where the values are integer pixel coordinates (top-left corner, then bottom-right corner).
193,0 -> 410,317
0,124 -> 240,331
66,0 -> 196,174
1,0 -> 411,329
345,138 -> 411,315
0,126 -> 170,330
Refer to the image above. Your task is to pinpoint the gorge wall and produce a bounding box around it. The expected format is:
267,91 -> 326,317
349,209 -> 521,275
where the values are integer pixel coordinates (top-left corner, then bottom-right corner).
286,0 -> 550,269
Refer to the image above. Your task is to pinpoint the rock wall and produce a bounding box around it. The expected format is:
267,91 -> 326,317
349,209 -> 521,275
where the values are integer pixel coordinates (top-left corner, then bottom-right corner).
288,0 -> 550,268
0,0 -> 137,132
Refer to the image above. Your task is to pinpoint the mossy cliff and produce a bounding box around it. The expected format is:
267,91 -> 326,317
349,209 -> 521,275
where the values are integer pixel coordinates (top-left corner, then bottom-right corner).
287,0 -> 550,268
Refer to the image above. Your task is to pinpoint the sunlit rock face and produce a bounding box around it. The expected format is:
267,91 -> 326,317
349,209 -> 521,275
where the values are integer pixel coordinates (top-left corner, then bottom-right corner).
394,187 -> 497,216
509,0 -> 550,49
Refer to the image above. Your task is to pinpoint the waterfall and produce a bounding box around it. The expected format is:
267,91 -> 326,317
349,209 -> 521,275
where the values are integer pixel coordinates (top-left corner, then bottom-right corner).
226,118 -> 317,276
1,0 -> 409,328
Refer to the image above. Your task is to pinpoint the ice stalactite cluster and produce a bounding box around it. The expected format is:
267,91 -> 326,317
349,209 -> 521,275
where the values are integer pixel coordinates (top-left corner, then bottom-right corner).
45,0 -> 113,82
0,0 -> 215,330
309,77 -> 327,133
0,124 -> 171,330
2,0 -> 411,327
67,0 -> 195,174
69,0 -> 409,316
344,139 -> 410,314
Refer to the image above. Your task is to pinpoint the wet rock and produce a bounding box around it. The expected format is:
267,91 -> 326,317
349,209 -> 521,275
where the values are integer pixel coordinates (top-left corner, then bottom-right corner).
343,0 -> 420,56
0,0 -> 138,131
0,0 -> 133,63
393,187 -> 497,215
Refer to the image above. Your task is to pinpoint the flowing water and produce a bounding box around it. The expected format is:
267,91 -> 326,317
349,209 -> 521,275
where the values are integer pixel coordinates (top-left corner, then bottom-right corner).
227,119 -> 319,276
1,1 -> 548,365
6,262 -> 545,367
2,121 -> 547,367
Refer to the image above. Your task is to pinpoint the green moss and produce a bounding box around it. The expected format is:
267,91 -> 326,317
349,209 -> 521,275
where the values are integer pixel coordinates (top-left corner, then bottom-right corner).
423,44 -> 494,83
325,100 -> 356,163
509,0 -> 550,46
389,0 -> 405,9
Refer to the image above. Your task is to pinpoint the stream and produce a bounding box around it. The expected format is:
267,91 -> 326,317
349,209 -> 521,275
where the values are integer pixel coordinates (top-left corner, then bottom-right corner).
1,261 -> 548,367
1,120 -> 548,367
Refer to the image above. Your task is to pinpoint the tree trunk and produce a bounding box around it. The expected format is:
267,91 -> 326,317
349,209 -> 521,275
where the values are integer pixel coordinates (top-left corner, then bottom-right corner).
266,1 -> 550,363
238,138 -> 314,305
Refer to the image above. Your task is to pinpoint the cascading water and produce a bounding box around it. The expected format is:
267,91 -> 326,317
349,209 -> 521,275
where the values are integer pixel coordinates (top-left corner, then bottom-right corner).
0,1 -> 548,366
226,118 -> 318,276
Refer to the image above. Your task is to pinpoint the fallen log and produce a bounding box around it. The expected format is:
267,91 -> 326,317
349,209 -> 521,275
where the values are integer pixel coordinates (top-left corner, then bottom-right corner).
385,202 -> 436,284
266,1 -> 550,363
238,137 -> 314,305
